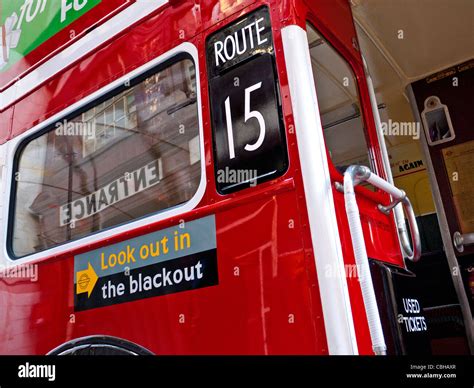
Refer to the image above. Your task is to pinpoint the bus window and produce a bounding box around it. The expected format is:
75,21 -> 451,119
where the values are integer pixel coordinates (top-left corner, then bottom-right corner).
10,56 -> 201,258
307,23 -> 372,175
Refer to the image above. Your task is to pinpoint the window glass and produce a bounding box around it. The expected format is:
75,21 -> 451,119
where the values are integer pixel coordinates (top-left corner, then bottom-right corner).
11,57 -> 201,258
307,23 -> 372,174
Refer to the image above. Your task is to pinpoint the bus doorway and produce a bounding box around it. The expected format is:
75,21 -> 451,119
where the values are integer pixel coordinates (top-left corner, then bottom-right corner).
350,0 -> 474,354
408,62 -> 474,354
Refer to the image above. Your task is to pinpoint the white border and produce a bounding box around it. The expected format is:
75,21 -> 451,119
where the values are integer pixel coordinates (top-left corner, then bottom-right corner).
0,0 -> 169,110
1,42 -> 206,267
282,25 -> 358,355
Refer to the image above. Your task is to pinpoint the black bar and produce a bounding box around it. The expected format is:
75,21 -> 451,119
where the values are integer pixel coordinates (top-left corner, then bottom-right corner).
0,356 -> 471,387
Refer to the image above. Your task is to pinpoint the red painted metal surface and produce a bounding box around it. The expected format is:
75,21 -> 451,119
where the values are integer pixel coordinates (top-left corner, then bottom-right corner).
0,106 -> 12,143
0,0 -> 404,355
0,0 -> 134,92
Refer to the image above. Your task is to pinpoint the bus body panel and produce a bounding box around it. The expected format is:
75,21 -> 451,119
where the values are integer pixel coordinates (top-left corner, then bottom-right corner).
0,185 -> 331,355
0,0 -> 135,91
0,0 -> 405,355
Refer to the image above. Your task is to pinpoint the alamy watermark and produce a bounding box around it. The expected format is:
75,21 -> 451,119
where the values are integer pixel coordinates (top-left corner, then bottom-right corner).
325,263 -> 363,280
381,119 -> 420,140
18,362 -> 55,382
55,119 -> 95,139
217,167 -> 258,187
0,263 -> 38,282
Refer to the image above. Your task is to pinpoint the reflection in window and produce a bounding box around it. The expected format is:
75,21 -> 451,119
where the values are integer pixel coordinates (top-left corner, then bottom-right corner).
307,23 -> 371,174
12,58 -> 201,257
82,91 -> 138,157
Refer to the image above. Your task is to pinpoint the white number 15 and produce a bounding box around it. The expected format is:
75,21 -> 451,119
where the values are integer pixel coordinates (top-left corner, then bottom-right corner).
224,82 -> 266,159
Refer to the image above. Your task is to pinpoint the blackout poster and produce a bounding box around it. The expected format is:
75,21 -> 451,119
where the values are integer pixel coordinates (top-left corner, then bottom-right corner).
74,215 -> 218,311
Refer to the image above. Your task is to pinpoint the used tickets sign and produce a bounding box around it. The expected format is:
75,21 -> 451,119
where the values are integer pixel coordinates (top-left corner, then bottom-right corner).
74,215 -> 218,311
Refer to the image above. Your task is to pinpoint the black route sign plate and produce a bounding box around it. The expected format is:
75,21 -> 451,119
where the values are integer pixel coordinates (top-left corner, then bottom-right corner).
207,7 -> 287,194
206,7 -> 274,77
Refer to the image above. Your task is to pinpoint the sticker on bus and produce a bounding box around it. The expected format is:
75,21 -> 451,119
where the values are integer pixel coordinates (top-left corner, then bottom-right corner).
74,215 -> 218,311
0,0 -> 102,71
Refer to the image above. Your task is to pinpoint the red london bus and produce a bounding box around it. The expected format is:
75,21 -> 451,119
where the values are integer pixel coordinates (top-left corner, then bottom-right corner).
0,0 -> 426,355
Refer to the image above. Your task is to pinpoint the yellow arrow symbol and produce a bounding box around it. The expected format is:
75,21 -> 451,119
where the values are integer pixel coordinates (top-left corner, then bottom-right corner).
76,263 -> 98,298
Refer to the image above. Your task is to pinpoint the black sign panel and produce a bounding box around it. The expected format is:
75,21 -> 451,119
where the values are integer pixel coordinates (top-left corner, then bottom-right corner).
207,7 -> 287,194
371,261 -> 431,355
75,250 -> 218,312
207,7 -> 274,77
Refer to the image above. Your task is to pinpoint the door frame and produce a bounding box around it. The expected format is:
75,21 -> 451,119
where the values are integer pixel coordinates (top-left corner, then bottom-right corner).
407,84 -> 474,353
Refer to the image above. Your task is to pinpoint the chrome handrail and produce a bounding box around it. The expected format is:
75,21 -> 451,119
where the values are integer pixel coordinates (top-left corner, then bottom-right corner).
336,165 -> 422,263
343,165 -> 386,355
340,165 -> 422,356
453,231 -> 474,253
